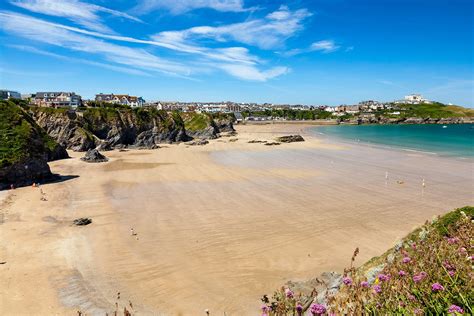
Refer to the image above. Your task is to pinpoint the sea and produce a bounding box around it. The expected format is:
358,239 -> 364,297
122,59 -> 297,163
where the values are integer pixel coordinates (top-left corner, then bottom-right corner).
312,124 -> 474,158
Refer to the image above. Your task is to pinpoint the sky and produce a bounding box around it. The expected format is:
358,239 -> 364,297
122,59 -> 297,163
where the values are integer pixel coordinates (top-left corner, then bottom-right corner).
0,0 -> 473,106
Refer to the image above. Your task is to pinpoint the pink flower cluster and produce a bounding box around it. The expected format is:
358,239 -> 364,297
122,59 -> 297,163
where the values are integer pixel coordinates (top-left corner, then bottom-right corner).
342,276 -> 353,286
285,288 -> 294,298
431,283 -> 445,292
413,271 -> 427,283
310,303 -> 327,315
377,273 -> 391,282
448,304 -> 464,314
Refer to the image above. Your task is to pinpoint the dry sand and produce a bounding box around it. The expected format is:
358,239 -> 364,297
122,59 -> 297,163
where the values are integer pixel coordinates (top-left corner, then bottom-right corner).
1,124 -> 473,315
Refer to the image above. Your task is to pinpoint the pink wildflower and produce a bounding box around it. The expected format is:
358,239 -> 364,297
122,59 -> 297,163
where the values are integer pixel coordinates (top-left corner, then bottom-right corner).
261,305 -> 269,316
372,284 -> 382,294
285,288 -> 294,299
459,247 -> 467,255
448,304 -> 464,314
449,270 -> 456,277
407,294 -> 416,301
360,281 -> 369,288
296,303 -> 303,316
447,237 -> 460,244
413,272 -> 427,283
431,283 -> 445,292
342,276 -> 353,286
378,273 -> 391,282
398,270 -> 407,277
310,303 -> 327,315
414,308 -> 424,314
402,257 -> 411,264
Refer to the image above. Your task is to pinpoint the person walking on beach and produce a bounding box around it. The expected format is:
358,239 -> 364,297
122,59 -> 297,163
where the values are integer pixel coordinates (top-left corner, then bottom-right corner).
130,228 -> 135,236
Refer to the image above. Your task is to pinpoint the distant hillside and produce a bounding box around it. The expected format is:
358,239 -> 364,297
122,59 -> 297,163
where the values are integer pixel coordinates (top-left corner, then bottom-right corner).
393,102 -> 474,118
0,100 -> 68,189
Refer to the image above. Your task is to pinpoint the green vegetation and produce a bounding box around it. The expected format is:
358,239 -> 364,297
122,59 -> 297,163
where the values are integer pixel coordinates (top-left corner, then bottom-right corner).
261,206 -> 474,315
377,102 -> 474,119
86,100 -> 132,110
242,109 -> 334,120
182,112 -> 212,131
0,100 -> 58,167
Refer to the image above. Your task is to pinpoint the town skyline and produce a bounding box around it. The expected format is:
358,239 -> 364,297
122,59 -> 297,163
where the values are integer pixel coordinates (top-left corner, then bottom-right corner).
0,0 -> 473,106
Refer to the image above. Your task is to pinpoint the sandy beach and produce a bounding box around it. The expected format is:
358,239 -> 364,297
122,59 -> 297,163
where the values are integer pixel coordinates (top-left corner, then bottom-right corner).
1,124 -> 473,315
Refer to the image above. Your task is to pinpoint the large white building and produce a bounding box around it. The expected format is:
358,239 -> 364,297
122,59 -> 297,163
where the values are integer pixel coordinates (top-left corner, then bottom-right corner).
403,94 -> 429,104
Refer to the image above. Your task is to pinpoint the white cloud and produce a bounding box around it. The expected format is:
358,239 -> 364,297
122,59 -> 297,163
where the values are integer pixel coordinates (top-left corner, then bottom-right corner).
218,64 -> 289,81
10,0 -> 142,33
0,12 -> 189,76
8,44 -> 151,76
282,39 -> 341,56
151,5 -> 312,49
0,11 -> 289,81
133,0 -> 251,14
310,40 -> 340,53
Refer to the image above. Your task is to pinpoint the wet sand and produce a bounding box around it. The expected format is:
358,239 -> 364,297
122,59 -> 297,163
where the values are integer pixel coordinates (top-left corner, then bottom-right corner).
1,124 -> 473,315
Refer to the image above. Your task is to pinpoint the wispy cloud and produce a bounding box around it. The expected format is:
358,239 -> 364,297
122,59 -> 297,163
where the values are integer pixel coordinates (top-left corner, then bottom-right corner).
152,5 -> 312,50
310,40 -> 340,53
0,11 -> 289,81
282,39 -> 341,56
133,0 -> 252,15
10,0 -> 142,33
8,44 -> 151,76
0,12 -> 189,76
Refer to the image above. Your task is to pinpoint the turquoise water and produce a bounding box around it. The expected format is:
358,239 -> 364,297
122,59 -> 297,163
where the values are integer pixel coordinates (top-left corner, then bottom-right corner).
313,124 -> 474,158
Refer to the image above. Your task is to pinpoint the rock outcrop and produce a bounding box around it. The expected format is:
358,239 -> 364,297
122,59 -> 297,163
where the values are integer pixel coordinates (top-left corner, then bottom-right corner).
275,135 -> 305,143
0,101 -> 67,190
80,149 -> 108,163
30,107 -> 188,151
73,218 -> 92,226
182,112 -> 235,140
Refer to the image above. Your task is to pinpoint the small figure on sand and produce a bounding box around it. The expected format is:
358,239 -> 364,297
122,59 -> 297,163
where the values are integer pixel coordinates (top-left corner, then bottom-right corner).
130,228 -> 135,236
422,178 -> 426,188
385,171 -> 389,180
117,292 -> 120,300
397,180 -> 404,185
205,309 -> 210,315
10,184 -> 15,190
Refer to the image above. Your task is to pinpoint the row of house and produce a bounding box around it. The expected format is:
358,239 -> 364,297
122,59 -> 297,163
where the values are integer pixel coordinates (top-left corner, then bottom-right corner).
95,93 -> 145,107
0,90 -> 146,108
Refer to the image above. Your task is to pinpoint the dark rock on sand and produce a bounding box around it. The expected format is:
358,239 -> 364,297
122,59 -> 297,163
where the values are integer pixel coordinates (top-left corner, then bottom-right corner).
73,218 -> 92,226
187,139 -> 209,146
275,135 -> 305,143
248,140 -> 267,144
80,149 -> 109,163
264,142 -> 281,146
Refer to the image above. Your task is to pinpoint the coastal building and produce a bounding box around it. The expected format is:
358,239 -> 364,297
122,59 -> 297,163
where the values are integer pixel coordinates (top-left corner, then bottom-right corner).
394,94 -> 430,105
0,89 -> 21,100
95,93 -> 145,107
34,92 -> 82,108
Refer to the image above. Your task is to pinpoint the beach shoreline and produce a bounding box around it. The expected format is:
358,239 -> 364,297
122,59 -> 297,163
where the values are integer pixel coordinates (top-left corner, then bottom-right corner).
1,123 -> 473,315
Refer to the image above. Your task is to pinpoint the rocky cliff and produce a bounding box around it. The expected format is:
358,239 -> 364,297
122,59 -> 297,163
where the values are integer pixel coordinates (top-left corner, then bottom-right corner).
182,112 -> 235,139
0,101 -> 68,190
30,107 -> 190,151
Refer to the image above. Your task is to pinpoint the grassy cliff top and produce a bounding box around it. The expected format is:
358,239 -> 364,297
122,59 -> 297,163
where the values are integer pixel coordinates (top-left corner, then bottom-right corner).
0,100 -> 57,167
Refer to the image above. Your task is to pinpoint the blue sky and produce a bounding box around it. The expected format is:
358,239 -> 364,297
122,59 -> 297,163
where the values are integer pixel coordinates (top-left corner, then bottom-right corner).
0,0 -> 472,106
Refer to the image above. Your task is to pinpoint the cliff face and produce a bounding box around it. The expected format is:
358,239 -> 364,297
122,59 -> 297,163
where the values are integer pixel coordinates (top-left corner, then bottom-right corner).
0,101 -> 68,190
30,107 -> 189,151
182,112 -> 235,139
